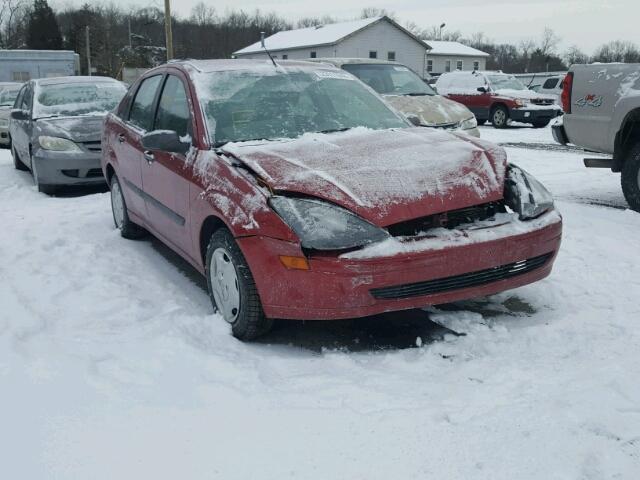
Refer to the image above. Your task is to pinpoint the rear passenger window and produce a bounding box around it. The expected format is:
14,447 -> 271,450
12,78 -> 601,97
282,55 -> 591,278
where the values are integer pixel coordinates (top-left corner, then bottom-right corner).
154,75 -> 191,139
543,78 -> 559,89
128,75 -> 162,131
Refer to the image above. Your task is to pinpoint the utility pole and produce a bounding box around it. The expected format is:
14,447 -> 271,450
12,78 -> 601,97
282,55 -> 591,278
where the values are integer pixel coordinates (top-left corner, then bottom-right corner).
164,0 -> 174,61
85,26 -> 91,76
128,18 -> 132,48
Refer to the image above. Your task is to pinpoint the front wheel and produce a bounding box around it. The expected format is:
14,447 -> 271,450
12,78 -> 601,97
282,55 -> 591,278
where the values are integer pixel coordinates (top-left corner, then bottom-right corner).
110,174 -> 147,239
621,142 -> 640,212
491,105 -> 509,129
206,228 -> 273,340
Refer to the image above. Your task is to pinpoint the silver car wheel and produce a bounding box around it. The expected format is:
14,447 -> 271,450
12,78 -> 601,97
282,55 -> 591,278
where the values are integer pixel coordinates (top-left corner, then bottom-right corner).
111,179 -> 125,229
493,109 -> 507,126
209,248 -> 240,323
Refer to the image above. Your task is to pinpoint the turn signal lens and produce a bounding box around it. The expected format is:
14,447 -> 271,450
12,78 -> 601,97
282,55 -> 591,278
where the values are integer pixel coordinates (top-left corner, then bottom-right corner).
279,255 -> 310,270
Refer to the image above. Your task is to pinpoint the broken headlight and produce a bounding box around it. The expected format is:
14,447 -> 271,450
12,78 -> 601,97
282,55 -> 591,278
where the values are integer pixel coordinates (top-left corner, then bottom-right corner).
270,196 -> 389,250
504,164 -> 554,220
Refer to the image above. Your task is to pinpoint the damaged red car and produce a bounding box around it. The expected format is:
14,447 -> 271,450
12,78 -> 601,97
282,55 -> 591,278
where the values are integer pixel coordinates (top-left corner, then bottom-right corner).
101,60 -> 562,340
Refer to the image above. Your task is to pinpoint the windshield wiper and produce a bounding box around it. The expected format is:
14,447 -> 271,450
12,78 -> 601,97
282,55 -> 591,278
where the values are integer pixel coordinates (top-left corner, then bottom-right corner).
404,92 -> 433,96
318,127 -> 353,134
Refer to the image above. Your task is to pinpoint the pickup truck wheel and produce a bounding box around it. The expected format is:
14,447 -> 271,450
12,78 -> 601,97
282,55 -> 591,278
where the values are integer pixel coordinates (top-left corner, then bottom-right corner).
206,228 -> 273,340
11,145 -> 28,171
621,142 -> 640,212
491,105 -> 509,129
532,120 -> 550,128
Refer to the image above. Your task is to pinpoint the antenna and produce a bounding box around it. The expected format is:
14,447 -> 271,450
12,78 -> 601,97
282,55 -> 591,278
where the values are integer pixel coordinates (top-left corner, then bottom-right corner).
261,32 -> 278,68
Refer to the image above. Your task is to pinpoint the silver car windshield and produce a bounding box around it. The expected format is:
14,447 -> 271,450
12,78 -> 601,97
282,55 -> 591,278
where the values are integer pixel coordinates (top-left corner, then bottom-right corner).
195,69 -> 408,146
487,75 -> 528,91
34,82 -> 127,118
342,64 -> 436,96
0,86 -> 21,107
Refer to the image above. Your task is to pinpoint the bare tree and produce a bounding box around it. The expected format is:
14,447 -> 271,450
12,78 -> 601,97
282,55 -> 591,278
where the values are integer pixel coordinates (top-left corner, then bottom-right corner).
190,2 -> 216,26
0,0 -> 27,48
296,15 -> 336,28
593,40 -> 640,63
360,7 -> 395,20
564,45 -> 589,66
539,27 -> 560,56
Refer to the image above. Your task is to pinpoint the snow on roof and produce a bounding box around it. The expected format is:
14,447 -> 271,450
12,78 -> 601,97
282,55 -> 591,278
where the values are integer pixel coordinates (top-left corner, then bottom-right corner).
234,17 -> 383,55
425,41 -> 490,57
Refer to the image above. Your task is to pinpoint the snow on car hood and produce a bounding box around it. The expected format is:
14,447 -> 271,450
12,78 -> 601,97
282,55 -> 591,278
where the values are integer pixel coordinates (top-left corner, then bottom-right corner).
34,115 -> 105,143
222,127 -> 507,227
383,94 -> 473,126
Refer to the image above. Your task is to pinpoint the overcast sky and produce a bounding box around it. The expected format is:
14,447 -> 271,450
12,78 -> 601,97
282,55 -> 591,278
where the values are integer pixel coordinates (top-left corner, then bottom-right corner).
70,0 -> 639,54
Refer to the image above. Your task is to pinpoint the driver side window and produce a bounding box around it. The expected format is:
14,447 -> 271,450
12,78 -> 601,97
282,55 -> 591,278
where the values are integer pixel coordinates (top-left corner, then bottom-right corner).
154,75 -> 191,139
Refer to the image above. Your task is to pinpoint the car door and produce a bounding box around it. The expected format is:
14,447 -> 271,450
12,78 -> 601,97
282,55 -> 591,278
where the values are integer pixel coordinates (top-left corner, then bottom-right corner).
465,74 -> 491,120
119,74 -> 164,220
141,73 -> 194,259
10,83 -> 33,165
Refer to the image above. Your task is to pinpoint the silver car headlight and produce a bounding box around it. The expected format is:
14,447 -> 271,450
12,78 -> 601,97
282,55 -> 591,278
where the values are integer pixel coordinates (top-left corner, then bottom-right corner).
504,164 -> 554,220
38,136 -> 82,152
270,196 -> 389,250
459,116 -> 477,130
0,118 -> 8,128
515,98 -> 530,107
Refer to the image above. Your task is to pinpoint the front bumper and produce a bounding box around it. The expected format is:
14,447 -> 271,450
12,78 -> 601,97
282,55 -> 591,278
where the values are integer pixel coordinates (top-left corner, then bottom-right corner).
510,107 -> 561,123
32,148 -> 105,186
238,210 -> 563,320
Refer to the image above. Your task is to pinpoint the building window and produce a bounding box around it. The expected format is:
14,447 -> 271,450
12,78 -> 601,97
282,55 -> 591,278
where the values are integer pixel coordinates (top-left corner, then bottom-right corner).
12,72 -> 30,82
282,54 -> 288,60
427,60 -> 433,72
473,61 -> 480,71
456,60 -> 463,70
387,51 -> 396,61
445,60 -> 451,73
369,51 -> 377,59
310,51 -> 317,58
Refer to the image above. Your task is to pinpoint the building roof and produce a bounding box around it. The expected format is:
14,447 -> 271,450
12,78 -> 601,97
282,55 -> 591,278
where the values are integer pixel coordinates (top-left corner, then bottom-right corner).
234,16 -> 425,56
424,41 -> 490,57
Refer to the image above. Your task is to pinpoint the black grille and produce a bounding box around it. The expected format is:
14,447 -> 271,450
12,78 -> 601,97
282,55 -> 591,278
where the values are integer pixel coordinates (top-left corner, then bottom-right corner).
82,141 -> 102,153
370,253 -> 553,300
531,98 -> 555,106
388,202 -> 505,237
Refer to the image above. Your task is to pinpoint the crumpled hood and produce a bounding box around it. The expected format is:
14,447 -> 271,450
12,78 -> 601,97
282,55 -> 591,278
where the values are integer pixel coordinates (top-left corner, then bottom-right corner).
34,115 -> 105,143
222,127 -> 507,227
384,94 -> 473,126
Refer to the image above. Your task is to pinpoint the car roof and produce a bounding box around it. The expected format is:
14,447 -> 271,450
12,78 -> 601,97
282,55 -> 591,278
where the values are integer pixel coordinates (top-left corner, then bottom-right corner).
173,59 -> 341,74
34,76 -> 120,86
307,58 -> 405,67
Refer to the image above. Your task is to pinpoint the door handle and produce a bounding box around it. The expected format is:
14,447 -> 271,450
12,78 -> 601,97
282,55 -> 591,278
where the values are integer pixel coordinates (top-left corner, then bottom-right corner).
143,150 -> 155,164
117,133 -> 125,143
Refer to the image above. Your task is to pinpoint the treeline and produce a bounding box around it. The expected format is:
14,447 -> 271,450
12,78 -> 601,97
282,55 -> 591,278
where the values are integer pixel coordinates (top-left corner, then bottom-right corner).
1,1 -> 639,78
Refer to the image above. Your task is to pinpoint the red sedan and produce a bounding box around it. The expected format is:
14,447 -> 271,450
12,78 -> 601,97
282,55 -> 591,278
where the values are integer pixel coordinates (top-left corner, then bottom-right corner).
101,60 -> 562,340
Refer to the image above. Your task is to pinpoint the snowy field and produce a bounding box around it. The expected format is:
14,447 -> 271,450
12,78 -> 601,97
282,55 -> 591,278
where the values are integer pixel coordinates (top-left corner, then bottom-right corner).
1,124 -> 640,479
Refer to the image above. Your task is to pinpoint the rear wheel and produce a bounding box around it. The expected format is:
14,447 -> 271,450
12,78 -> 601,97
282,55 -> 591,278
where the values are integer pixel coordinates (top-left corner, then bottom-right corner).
206,228 -> 273,340
532,120 -> 551,128
11,145 -> 28,171
110,174 -> 147,239
491,105 -> 509,129
621,142 -> 640,212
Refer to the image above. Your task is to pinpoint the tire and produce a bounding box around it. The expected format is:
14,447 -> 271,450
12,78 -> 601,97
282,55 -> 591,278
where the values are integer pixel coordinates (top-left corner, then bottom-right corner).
11,145 -> 28,171
491,105 -> 509,129
532,120 -> 550,128
476,119 -> 487,126
110,174 -> 147,239
206,228 -> 273,340
621,142 -> 640,213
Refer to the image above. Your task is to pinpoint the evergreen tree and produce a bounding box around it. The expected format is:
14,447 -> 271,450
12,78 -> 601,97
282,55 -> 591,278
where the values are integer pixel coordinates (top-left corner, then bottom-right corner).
27,0 -> 62,49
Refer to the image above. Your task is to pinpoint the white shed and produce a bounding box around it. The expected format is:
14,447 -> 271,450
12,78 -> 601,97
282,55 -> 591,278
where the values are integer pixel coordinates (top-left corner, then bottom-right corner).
423,41 -> 490,76
233,16 -> 431,79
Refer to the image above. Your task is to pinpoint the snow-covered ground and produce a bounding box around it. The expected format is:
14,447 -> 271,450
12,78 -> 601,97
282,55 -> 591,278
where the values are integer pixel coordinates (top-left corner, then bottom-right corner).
1,124 -> 640,479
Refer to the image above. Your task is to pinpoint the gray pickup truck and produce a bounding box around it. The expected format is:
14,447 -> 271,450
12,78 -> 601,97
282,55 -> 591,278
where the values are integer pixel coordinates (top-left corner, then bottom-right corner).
553,64 -> 640,211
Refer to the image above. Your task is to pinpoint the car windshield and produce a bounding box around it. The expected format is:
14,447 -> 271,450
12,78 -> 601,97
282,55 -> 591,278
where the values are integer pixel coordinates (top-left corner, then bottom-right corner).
342,63 -> 436,96
487,75 -> 528,91
0,86 -> 21,107
195,68 -> 408,146
34,82 -> 127,118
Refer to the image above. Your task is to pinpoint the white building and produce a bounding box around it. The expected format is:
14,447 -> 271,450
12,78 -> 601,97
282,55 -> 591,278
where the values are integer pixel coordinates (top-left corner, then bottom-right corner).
0,50 -> 80,82
233,17 -> 430,78
233,17 -> 490,79
423,41 -> 489,76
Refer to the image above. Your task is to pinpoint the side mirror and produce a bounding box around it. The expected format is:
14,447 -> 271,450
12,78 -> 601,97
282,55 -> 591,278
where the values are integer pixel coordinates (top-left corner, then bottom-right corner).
477,86 -> 488,93
10,109 -> 29,121
142,130 -> 190,155
406,114 -> 422,127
